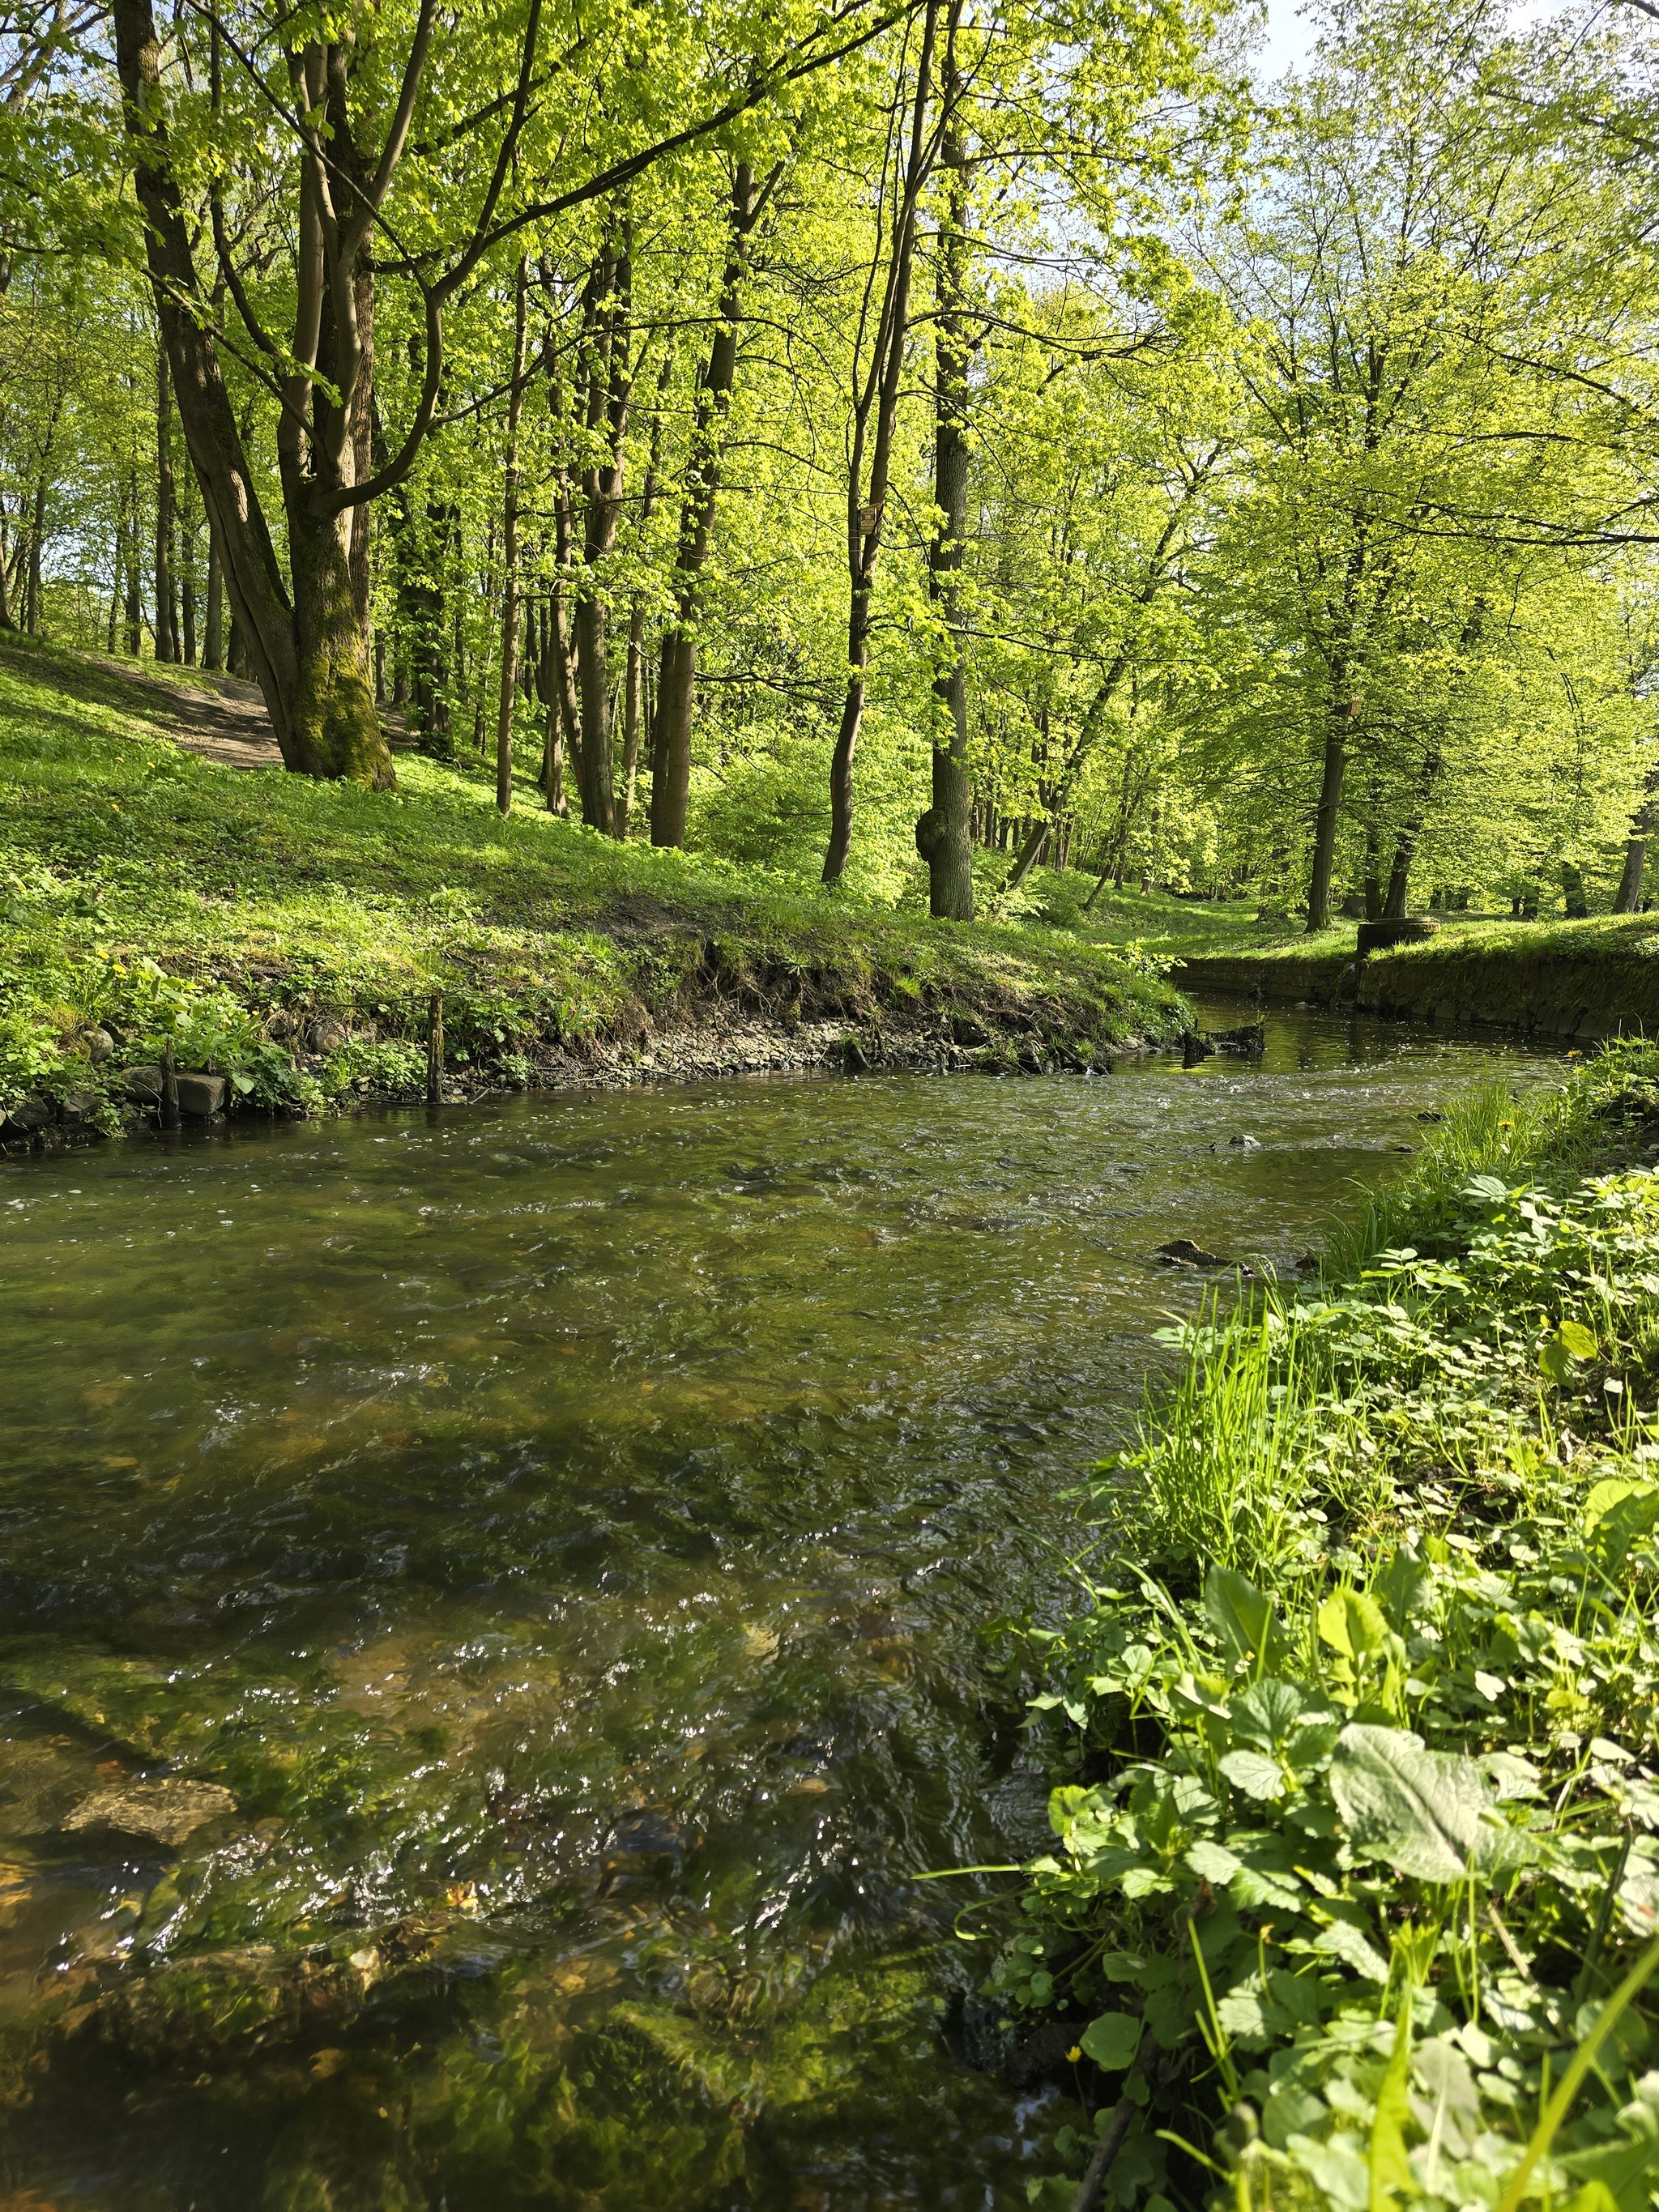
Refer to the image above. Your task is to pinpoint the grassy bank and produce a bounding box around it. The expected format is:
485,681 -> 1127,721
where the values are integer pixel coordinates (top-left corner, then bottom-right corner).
1018,869 -> 1659,1039
997,1041 -> 1659,2210
0,635 -> 1188,1131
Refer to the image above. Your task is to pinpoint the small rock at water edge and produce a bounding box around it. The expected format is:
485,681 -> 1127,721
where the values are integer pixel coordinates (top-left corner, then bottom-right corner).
58,1091 -> 97,1125
1158,1238 -> 1226,1268
176,1072 -> 227,1118
85,1027 -> 115,1064
62,1777 -> 238,1847
307,1017 -> 349,1054
3,1095 -> 53,1132
122,1064 -> 164,1105
1228,1133 -> 1262,1149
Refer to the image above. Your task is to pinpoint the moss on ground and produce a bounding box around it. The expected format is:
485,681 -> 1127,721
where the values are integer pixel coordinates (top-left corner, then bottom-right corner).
0,634 -> 1188,1125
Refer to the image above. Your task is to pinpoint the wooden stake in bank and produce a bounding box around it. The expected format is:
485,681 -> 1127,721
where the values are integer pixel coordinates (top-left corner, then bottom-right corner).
426,991 -> 444,1105
160,1036 -> 180,1130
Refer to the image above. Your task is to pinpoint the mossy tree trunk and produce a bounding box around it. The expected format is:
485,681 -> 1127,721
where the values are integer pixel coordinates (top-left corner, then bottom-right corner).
113,0 -> 407,787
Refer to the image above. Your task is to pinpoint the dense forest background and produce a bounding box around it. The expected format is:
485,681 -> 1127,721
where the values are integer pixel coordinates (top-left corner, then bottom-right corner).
2,0 -> 1657,930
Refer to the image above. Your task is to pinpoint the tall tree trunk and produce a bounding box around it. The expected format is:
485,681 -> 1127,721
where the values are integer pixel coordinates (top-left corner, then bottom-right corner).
24,475 -> 45,634
0,501 -> 17,633
915,58 -> 974,923
618,601 -> 647,838
179,475 -> 200,664
1305,684 -> 1354,933
823,2 -> 940,887
1613,766 -> 1659,912
155,335 -> 178,662
650,160 -> 767,848
569,227 -> 637,836
495,261 -> 529,816
1361,823 -> 1382,922
546,601 -> 579,818
549,476 -> 585,803
124,470 -> 143,655
104,502 -> 122,650
204,535 -> 224,668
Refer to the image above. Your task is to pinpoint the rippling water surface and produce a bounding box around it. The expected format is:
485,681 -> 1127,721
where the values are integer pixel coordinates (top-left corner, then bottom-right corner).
0,1008 -> 1549,2209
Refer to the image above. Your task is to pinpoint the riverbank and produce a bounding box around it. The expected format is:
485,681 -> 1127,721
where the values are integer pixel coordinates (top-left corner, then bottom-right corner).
1030,876 -> 1659,1041
1171,916 -> 1659,1039
1001,1039 -> 1659,2211
0,635 -> 1188,1138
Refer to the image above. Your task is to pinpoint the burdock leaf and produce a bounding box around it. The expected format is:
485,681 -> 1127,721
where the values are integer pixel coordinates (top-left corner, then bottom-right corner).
1328,1724 -> 1491,1882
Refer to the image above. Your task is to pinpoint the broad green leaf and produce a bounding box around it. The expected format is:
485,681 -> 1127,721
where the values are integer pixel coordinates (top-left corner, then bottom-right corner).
1587,1483 -> 1659,1567
1313,1918 -> 1392,1982
1186,1838 -> 1242,1883
1203,1566 -> 1283,1670
1079,2010 -> 1142,2071
1318,1588 -> 1391,1660
1542,1320 -> 1597,1384
1373,1545 -> 1431,1631
1329,1723 -> 1505,1882
1219,1746 -> 1285,1800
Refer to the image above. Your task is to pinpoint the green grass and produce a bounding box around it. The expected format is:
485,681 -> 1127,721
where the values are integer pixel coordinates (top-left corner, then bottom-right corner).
1021,858 -> 1659,970
0,634 -> 1189,1119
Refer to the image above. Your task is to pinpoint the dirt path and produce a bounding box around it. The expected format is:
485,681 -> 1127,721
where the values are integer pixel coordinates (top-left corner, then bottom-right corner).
80,654 -> 286,769
10,640 -> 412,771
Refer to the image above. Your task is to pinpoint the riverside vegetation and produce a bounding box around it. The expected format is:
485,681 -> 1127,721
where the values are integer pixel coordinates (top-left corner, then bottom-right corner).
996,1043 -> 1659,2210
0,635 -> 1187,1134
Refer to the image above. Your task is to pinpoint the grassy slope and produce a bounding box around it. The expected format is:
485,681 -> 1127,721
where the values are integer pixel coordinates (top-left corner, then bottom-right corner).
0,636 -> 1188,1118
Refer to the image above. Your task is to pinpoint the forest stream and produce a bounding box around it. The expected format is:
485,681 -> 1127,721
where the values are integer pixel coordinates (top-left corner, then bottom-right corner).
0,1008 -> 1553,2211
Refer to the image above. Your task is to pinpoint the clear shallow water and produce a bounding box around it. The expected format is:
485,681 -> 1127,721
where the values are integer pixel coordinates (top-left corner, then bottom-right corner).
0,1010 -> 1549,2209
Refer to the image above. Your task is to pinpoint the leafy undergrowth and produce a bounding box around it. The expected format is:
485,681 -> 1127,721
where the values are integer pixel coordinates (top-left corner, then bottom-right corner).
0,634 -> 1186,1123
998,1041 -> 1659,2211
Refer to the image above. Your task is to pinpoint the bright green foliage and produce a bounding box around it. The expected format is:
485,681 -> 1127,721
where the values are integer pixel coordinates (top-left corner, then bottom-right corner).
6,0 -> 1658,914
0,633 -> 1186,1115
999,1043 -> 1659,2207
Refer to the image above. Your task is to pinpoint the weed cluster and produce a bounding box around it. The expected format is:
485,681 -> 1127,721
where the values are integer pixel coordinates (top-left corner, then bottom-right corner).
997,1042 -> 1659,2211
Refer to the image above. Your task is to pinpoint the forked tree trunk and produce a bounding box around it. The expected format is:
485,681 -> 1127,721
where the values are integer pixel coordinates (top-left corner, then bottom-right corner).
1615,837 -> 1650,914
113,0 -> 395,786
1613,766 -> 1659,911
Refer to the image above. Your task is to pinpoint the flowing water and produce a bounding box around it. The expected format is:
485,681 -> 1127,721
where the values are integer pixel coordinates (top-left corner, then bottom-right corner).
0,1008 -> 1550,2210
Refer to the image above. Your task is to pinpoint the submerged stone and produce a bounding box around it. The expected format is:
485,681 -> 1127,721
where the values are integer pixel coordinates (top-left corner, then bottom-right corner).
62,1778 -> 237,1847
